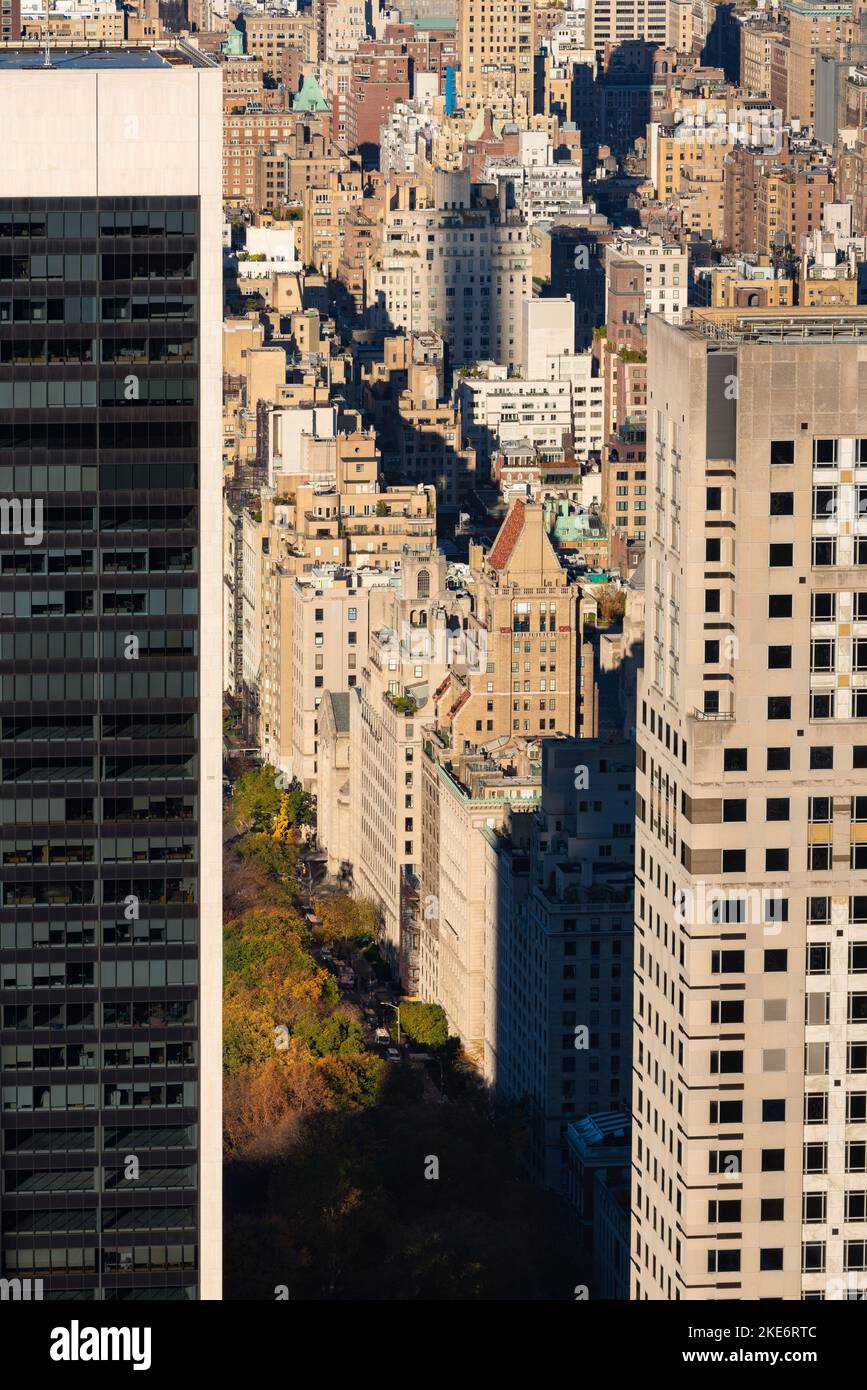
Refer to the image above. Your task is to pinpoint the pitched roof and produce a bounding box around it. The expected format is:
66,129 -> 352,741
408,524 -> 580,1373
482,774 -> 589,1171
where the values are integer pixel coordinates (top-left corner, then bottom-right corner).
328,691 -> 351,732
292,73 -> 330,112
487,499 -> 526,571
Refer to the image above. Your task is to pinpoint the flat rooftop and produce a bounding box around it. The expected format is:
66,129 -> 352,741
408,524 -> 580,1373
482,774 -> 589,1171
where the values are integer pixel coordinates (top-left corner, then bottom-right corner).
685,305 -> 867,345
0,43 -> 216,69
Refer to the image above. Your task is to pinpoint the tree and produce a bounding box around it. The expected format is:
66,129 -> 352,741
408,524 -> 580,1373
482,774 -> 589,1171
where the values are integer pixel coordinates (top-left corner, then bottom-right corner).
236,831 -> 300,884
313,895 -> 379,953
596,587 -> 626,626
272,786 -> 315,839
397,1001 -> 449,1049
230,764 -> 283,832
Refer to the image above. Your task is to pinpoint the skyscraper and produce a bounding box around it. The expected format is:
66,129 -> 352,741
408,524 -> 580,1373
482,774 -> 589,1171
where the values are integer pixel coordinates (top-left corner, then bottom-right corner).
0,45 -> 222,1300
633,306 -> 867,1300
456,0 -> 535,111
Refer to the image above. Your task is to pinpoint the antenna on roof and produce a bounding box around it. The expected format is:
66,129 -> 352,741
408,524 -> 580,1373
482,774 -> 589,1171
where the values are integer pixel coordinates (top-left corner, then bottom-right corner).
43,0 -> 52,68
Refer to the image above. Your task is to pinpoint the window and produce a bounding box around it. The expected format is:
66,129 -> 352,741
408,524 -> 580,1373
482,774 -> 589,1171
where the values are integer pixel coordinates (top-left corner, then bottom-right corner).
761,1198 -> 785,1221
705,640 -> 720,663
768,697 -> 791,720
762,1099 -> 786,1121
769,543 -> 793,567
762,1149 -> 785,1172
813,538 -> 836,566
711,950 -> 744,974
811,746 -> 833,770
765,848 -> 789,871
812,593 -> 836,621
767,747 -> 790,770
706,538 -> 721,562
764,950 -> 788,972
813,484 -> 837,520
724,748 -> 747,772
814,438 -> 838,467
710,1100 -> 743,1123
706,486 -> 722,510
711,1050 -> 743,1074
722,850 -> 746,872
847,1142 -> 867,1173
849,1043 -> 867,1073
766,798 -> 790,820
723,799 -> 747,822
768,645 -> 792,669
805,1093 -> 828,1124
711,1000 -> 744,1023
802,1242 -> 826,1273
804,1142 -> 828,1173
770,492 -> 793,515
708,1249 -> 741,1273
850,944 -> 867,973
812,691 -> 835,720
848,1093 -> 867,1122
768,594 -> 792,617
845,1242 -> 867,1271
708,1199 -> 741,1223
705,588 -> 721,613
811,639 -> 835,672
770,440 -> 794,465
804,1192 -> 827,1222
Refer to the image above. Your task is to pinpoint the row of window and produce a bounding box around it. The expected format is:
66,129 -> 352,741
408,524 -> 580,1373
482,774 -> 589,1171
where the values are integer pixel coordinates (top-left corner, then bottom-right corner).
0,379 -> 197,410
0,335 -> 196,366
0,209 -> 197,239
1,1001 -> 196,1030
0,916 -> 198,949
2,1083 -> 197,1113
0,588 -> 197,619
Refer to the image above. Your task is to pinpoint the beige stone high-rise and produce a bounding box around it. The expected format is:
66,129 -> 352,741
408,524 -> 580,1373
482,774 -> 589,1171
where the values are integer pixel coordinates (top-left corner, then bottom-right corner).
456,0 -> 535,109
633,306 -> 867,1300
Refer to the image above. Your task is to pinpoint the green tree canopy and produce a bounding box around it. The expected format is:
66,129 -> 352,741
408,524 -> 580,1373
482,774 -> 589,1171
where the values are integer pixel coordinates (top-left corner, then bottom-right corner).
397,1002 -> 449,1049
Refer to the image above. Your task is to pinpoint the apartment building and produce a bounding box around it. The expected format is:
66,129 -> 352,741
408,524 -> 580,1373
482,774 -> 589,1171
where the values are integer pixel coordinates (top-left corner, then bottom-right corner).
633,305 -> 867,1300
348,550 -> 451,978
419,738 -> 542,1063
454,296 -> 604,461
488,739 -> 634,1188
604,425 -> 648,543
433,500 -> 596,754
254,124 -> 355,214
301,166 -> 365,279
606,234 -> 688,327
0,44 -> 222,1300
786,0 -> 855,124
291,567 -> 382,787
584,0 -> 667,52
741,19 -> 790,97
366,167 -> 532,371
224,109 -> 329,205
456,0 -> 535,109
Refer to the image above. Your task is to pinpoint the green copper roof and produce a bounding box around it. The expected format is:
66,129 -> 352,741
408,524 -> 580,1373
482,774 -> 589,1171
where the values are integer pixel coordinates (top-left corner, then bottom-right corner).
467,107 -> 503,141
292,73 -> 330,112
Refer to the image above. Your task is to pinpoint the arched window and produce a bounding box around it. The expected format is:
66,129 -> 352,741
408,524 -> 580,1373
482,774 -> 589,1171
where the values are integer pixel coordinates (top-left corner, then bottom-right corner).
417,569 -> 430,598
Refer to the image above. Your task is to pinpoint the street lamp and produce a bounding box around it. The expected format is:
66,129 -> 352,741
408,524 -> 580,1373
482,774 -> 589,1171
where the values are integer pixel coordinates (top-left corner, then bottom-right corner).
381,1000 -> 401,1047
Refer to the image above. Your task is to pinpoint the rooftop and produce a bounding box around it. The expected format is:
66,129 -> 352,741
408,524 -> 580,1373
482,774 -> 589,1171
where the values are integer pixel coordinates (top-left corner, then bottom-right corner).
686,305 -> 867,344
0,42 -> 216,69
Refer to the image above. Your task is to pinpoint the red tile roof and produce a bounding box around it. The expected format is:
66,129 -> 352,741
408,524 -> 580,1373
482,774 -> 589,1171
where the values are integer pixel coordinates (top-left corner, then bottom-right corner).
487,499 -> 525,571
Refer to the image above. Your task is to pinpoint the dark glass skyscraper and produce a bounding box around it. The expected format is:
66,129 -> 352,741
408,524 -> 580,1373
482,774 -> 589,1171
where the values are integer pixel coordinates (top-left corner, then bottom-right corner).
0,47 -> 223,1301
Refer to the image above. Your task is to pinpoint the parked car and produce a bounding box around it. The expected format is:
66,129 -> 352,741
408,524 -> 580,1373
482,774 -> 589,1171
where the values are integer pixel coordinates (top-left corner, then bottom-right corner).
374,1028 -> 390,1045
385,1047 -> 400,1061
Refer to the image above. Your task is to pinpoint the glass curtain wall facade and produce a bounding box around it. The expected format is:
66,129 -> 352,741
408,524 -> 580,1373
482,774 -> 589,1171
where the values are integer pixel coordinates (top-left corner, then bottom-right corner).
0,196 -> 205,1299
